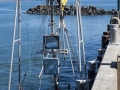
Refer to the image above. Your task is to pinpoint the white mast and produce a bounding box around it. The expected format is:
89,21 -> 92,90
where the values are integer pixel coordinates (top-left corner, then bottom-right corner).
76,0 -> 86,78
8,0 -> 21,90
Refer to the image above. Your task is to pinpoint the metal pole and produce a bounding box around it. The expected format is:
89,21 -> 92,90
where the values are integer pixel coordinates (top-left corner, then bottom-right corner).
78,0 -> 87,77
8,0 -> 18,90
59,0 -> 65,56
50,0 -> 58,90
53,53 -> 58,90
60,0 -> 63,19
76,0 -> 82,79
18,0 -> 21,90
50,0 -> 54,34
54,75 -> 58,90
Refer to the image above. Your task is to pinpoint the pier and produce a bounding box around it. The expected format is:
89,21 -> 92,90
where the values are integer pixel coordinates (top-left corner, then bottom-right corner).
92,44 -> 118,90
92,16 -> 120,90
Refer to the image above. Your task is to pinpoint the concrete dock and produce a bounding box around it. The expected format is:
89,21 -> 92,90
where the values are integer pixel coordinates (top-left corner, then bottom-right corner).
92,17 -> 120,90
92,44 -> 119,90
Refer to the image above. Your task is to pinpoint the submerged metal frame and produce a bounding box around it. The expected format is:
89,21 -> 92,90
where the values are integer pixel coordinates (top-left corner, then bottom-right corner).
43,58 -> 59,75
7,0 -> 87,89
43,35 -> 60,49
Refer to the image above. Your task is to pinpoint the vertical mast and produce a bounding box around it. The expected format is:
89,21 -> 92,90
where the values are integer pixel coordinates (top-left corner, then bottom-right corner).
60,0 -> 63,19
8,0 -> 21,90
50,0 -> 58,90
18,0 -> 21,90
76,0 -> 86,78
8,0 -> 18,90
50,0 -> 54,34
78,0 -> 86,78
76,0 -> 82,78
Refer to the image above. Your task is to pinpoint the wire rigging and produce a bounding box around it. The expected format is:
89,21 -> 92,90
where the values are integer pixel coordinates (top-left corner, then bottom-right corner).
27,1 -> 52,89
20,0 -> 86,90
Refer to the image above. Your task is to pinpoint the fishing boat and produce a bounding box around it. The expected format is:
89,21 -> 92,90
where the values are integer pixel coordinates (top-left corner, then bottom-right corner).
8,0 -> 95,90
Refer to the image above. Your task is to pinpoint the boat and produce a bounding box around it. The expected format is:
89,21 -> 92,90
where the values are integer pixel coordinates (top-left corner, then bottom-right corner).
8,0 -> 118,90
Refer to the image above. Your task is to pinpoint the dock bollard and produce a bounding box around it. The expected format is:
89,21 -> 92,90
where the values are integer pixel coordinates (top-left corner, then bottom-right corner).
103,31 -> 110,35
101,35 -> 109,49
88,60 -> 96,90
96,57 -> 101,68
110,24 -> 120,44
97,49 -> 102,62
75,80 -> 86,90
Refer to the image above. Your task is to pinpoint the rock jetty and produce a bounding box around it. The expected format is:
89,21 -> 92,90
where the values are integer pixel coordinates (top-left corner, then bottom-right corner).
26,5 -> 118,15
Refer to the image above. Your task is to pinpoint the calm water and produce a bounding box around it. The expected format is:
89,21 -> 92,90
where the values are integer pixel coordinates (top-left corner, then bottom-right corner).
0,0 -> 117,90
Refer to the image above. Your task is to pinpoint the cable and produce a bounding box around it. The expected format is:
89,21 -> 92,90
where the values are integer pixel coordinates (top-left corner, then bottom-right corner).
29,14 -> 48,88
65,31 -> 75,77
65,29 -> 80,71
38,67 -> 43,90
30,13 -> 47,87
21,2 -> 32,88
28,1 -> 52,89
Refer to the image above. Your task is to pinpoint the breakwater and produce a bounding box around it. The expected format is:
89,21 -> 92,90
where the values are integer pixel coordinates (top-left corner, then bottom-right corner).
26,5 -> 117,15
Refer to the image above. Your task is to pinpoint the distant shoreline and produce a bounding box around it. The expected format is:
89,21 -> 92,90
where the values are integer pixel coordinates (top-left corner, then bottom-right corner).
25,5 -> 118,16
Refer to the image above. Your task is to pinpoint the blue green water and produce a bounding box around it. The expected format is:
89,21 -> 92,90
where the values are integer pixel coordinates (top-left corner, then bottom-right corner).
0,0 -> 117,90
